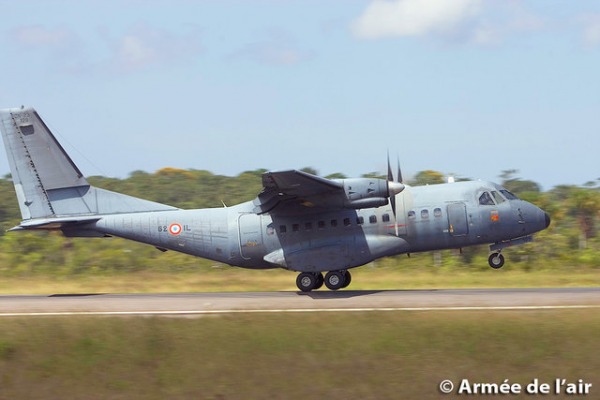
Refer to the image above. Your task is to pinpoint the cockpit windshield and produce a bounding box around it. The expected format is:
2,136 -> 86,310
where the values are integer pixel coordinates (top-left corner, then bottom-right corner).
479,192 -> 495,206
499,189 -> 519,200
491,191 -> 506,204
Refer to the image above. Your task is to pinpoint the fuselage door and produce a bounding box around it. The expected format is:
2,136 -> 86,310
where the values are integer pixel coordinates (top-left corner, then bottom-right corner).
447,202 -> 469,236
238,213 -> 264,260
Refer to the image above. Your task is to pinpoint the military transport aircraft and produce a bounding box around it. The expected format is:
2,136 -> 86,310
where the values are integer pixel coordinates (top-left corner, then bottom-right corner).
0,107 -> 550,291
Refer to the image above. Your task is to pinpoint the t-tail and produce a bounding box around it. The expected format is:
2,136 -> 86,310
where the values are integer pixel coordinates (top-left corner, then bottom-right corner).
0,107 -> 177,231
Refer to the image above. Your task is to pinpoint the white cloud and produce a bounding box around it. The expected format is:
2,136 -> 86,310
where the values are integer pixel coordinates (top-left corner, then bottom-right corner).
581,14 -> 600,46
104,23 -> 203,72
229,30 -> 314,66
352,0 -> 482,40
8,25 -> 87,73
351,0 -> 552,46
11,25 -> 76,47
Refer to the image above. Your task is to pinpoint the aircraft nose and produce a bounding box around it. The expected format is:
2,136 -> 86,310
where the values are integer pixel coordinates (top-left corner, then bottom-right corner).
544,212 -> 551,228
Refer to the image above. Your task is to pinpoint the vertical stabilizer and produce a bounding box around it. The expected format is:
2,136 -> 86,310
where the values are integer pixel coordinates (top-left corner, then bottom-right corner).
0,107 -> 177,222
0,107 -> 89,219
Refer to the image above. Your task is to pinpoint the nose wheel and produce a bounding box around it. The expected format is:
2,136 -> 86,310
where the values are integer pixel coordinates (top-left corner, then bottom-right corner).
488,253 -> 505,269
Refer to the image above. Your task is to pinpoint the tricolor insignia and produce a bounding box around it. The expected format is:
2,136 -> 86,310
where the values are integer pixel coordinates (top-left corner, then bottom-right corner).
491,211 -> 499,222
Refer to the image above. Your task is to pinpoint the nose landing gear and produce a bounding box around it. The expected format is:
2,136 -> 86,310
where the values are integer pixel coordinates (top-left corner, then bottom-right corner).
488,252 -> 505,269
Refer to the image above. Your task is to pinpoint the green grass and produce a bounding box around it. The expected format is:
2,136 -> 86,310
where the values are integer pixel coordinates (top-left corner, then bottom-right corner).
0,310 -> 599,399
0,266 -> 599,294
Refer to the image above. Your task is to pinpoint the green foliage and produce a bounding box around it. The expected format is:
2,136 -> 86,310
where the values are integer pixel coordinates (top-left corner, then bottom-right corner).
411,170 -> 445,186
500,169 -> 541,194
325,172 -> 347,179
300,167 -> 318,176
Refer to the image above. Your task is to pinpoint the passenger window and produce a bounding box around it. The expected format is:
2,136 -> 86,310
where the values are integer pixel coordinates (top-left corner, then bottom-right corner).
479,192 -> 495,206
292,223 -> 300,232
318,221 -> 326,229
369,215 -> 377,224
421,210 -> 429,219
491,191 -> 506,204
305,222 -> 312,231
343,218 -> 351,227
408,211 -> 416,220
382,214 -> 390,223
434,208 -> 442,217
330,219 -> 338,227
279,225 -> 287,234
357,216 -> 364,225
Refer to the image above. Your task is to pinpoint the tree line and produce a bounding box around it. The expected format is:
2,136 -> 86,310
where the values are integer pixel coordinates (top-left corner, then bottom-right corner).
0,167 -> 598,276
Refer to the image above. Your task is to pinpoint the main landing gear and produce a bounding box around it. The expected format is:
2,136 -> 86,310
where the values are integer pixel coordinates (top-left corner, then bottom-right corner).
296,270 -> 352,292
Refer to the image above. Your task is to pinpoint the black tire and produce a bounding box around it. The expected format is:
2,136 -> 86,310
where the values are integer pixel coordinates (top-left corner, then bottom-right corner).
324,271 -> 345,291
314,273 -> 324,290
488,253 -> 505,269
341,270 -> 352,288
296,272 -> 316,292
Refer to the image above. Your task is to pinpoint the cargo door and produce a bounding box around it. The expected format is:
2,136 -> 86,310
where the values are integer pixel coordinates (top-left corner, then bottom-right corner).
238,213 -> 264,260
447,203 -> 469,236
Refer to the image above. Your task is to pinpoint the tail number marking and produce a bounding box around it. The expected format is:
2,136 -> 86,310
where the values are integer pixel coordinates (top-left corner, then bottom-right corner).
158,224 -> 190,235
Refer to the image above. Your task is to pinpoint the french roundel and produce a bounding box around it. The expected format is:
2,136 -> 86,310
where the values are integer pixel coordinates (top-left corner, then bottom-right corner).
168,223 -> 182,235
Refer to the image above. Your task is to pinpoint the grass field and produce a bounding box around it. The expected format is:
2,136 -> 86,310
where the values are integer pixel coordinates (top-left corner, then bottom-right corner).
0,266 -> 599,294
0,310 -> 598,399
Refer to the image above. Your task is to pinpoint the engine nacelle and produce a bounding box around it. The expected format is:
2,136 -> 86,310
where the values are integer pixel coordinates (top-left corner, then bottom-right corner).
339,178 -> 400,210
344,197 -> 389,209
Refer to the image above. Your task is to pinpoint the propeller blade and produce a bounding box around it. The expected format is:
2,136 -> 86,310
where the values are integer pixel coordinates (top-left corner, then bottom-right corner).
387,152 -> 399,236
397,158 -> 403,184
387,152 -> 394,182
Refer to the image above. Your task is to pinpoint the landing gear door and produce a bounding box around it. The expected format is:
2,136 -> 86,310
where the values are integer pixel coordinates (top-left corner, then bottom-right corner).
447,202 -> 469,236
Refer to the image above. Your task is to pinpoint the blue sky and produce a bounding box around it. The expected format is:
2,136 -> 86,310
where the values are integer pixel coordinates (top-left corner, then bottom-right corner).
1,0 -> 599,190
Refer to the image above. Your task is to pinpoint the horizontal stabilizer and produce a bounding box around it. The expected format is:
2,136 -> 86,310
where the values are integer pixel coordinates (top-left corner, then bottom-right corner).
10,215 -> 102,231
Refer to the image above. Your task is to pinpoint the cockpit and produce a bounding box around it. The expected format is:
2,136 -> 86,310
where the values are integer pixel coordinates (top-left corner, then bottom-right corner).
478,188 -> 519,206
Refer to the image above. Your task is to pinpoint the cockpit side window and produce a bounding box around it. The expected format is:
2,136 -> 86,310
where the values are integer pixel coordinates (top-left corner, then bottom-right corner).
491,191 -> 506,204
500,189 -> 519,200
479,192 -> 495,206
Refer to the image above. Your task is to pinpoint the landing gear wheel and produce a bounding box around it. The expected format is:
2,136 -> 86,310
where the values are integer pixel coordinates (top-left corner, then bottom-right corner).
314,273 -> 324,290
296,272 -> 317,292
341,271 -> 352,288
324,271 -> 345,291
488,253 -> 505,269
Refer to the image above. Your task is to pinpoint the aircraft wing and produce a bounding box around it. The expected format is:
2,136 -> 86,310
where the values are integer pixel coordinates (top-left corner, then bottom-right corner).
253,170 -> 402,215
253,170 -> 343,214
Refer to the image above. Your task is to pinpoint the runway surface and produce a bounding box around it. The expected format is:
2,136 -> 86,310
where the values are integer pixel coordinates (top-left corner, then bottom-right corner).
1,287 -> 600,316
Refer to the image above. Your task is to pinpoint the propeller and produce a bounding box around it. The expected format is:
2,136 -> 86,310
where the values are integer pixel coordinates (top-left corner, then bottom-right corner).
387,153 -> 405,236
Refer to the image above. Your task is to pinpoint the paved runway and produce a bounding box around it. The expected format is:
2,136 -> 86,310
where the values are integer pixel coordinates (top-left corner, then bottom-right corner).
1,287 -> 600,316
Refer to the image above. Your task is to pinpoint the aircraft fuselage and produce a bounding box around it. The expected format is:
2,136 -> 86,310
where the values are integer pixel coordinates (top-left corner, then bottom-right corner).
88,180 -> 549,273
